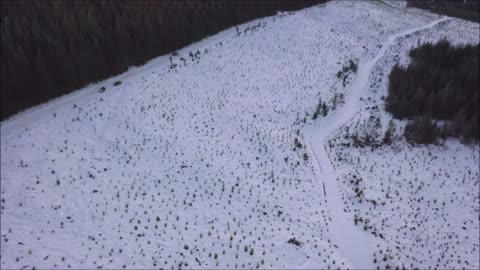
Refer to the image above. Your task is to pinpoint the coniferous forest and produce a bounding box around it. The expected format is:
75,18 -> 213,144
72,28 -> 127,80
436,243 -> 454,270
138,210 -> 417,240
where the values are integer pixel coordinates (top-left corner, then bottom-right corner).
0,0 -> 325,120
407,0 -> 479,22
386,40 -> 479,144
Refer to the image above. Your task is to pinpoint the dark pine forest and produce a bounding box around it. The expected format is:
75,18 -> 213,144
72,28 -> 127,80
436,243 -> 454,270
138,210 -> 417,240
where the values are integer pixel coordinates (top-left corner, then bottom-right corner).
386,40 -> 479,144
0,0 -> 326,120
407,0 -> 480,22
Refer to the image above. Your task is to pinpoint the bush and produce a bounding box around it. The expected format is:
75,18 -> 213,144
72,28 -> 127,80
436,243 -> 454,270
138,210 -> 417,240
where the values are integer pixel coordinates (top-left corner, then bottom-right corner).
287,237 -> 303,246
336,59 -> 358,86
404,115 -> 438,144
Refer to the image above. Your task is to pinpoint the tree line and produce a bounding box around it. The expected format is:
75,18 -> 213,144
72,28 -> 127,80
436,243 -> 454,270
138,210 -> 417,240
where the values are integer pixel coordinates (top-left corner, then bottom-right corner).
407,0 -> 479,22
0,0 -> 326,120
386,39 -> 479,144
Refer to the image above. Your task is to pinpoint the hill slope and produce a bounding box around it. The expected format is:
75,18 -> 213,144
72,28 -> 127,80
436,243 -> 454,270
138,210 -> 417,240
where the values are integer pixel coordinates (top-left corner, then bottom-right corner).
1,1 -> 478,269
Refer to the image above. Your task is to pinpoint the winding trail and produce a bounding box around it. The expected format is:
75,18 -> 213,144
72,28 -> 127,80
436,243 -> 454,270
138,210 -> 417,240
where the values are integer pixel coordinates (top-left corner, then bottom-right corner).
305,17 -> 449,269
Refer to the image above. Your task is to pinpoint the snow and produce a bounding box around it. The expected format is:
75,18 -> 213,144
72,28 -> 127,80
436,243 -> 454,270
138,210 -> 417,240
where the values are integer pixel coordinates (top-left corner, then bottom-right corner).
322,12 -> 480,270
381,0 -> 407,9
1,1 -> 478,269
320,14 -> 479,269
305,17 -> 450,270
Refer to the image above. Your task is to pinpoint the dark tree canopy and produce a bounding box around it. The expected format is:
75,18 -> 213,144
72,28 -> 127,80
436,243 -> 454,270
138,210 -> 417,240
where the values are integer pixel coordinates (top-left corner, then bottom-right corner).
386,39 -> 479,144
0,0 -> 326,120
407,0 -> 480,22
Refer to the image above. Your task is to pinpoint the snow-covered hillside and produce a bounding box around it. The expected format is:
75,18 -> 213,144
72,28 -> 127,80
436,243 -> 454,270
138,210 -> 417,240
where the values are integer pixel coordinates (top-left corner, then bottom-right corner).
1,1 -> 478,269
323,14 -> 480,270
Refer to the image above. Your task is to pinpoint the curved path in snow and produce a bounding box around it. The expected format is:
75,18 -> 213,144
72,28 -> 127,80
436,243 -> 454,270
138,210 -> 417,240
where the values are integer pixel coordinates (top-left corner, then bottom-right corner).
306,17 -> 449,269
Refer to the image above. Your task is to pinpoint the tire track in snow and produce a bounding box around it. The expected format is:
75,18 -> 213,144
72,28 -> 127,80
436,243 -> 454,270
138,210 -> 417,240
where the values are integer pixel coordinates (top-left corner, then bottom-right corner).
305,17 -> 449,269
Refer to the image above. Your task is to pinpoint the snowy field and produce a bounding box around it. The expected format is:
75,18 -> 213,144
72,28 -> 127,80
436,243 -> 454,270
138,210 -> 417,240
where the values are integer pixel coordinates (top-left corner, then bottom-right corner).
324,14 -> 480,270
1,1 -> 478,269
